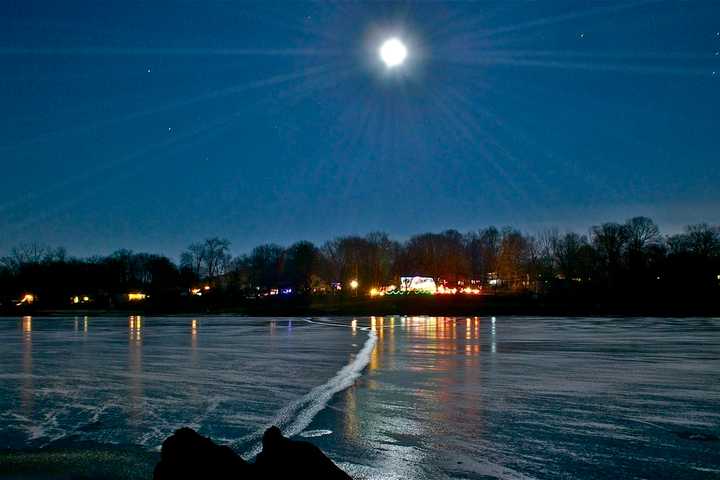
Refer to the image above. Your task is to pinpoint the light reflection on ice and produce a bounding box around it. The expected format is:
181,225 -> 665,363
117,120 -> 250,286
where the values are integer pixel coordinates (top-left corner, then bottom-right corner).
1,316 -> 719,479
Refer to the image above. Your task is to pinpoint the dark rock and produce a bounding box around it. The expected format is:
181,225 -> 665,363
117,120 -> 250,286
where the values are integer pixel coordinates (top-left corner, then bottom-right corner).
254,426 -> 352,479
674,431 -> 719,442
154,427 -> 253,479
154,426 -> 352,480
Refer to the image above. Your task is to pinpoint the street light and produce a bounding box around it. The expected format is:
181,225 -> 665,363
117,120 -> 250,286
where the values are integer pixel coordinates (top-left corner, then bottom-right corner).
350,279 -> 359,297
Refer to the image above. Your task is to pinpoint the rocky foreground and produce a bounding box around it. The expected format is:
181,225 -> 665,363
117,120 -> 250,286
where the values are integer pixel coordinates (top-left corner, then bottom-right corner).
154,426 -> 351,479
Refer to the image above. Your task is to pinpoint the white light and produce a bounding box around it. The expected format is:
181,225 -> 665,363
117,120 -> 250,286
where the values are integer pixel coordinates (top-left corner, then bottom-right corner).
379,38 -> 407,68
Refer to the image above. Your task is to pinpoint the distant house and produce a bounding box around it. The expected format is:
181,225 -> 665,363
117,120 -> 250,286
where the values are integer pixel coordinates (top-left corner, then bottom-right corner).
400,276 -> 437,294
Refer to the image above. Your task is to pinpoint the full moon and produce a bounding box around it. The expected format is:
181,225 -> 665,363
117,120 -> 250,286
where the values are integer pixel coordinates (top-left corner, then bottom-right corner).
379,38 -> 407,68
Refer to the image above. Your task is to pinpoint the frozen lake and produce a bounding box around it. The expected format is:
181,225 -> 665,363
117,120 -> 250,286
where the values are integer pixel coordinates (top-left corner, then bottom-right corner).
1,316 -> 718,479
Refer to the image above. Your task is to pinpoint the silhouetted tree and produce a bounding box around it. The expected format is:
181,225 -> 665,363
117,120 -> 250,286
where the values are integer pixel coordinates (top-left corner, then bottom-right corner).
365,232 -> 400,287
249,244 -> 285,290
321,236 -> 371,289
402,230 -> 470,282
285,241 -> 320,292
2,217 -> 719,311
180,238 -> 231,281
465,227 -> 500,284
553,232 -> 588,281
202,238 -> 232,280
497,228 -> 529,290
591,222 -> 629,288
625,217 -> 661,253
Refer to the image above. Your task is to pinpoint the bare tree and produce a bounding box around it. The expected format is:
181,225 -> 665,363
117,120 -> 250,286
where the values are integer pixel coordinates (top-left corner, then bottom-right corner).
180,238 -> 231,281
0,242 -> 66,272
202,238 -> 231,280
625,216 -> 661,253
249,243 -> 285,289
180,243 -> 205,279
497,228 -> 529,290
591,222 -> 629,286
685,223 -> 720,257
553,232 -> 588,280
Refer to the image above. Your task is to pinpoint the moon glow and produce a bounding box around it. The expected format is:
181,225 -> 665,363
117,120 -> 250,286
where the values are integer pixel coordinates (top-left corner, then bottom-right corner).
379,38 -> 408,68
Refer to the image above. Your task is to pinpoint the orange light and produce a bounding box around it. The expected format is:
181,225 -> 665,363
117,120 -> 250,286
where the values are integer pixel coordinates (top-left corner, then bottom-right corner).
128,293 -> 147,301
17,294 -> 34,306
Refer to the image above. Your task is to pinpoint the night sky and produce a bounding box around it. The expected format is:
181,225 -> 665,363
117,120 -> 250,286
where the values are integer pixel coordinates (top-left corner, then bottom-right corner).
1,1 -> 719,257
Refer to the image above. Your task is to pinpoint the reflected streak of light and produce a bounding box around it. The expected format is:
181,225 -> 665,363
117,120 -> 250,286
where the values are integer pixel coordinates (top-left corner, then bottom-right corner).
191,319 -> 198,361
351,318 -> 357,335
21,316 -> 33,414
491,318 -> 497,354
387,317 -> 395,364
22,316 -> 32,333
128,315 -> 142,343
128,315 -> 143,422
343,387 -> 359,440
83,316 -> 88,334
369,317 -> 380,372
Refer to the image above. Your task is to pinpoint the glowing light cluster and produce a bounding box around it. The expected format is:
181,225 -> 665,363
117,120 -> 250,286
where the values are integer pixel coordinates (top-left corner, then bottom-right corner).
370,285 -> 397,297
369,277 -> 482,297
16,294 -> 34,306
127,292 -> 147,301
400,276 -> 437,293
436,286 -> 482,295
190,285 -> 211,296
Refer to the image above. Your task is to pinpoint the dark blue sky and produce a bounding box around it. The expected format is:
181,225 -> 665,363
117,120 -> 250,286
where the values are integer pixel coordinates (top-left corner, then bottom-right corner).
1,1 -> 719,257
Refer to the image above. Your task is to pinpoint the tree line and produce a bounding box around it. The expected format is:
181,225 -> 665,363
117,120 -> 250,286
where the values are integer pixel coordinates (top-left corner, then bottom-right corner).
1,216 -> 719,307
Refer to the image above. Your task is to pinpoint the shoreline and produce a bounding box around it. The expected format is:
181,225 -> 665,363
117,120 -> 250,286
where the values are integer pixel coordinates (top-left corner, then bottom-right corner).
5,297 -> 719,319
